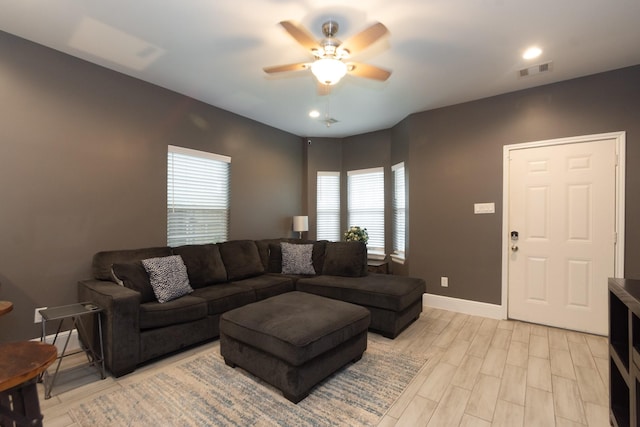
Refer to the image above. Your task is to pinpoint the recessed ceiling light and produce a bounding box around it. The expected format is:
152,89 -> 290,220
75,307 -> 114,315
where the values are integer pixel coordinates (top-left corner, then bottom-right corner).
309,110 -> 320,118
523,46 -> 542,60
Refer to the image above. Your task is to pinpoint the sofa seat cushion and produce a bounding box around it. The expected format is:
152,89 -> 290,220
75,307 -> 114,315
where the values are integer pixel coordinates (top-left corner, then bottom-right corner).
231,275 -> 295,300
172,244 -> 227,288
296,273 -> 426,312
220,291 -> 370,366
139,295 -> 208,330
190,284 -> 256,315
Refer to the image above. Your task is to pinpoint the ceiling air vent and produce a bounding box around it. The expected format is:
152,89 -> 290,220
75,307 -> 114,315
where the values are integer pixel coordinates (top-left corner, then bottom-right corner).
518,61 -> 553,78
321,117 -> 339,127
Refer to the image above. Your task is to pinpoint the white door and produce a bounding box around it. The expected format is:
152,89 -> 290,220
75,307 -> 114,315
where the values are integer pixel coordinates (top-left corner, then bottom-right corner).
507,139 -> 617,335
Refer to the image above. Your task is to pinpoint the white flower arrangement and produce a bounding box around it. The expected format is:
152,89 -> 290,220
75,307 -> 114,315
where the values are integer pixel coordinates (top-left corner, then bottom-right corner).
344,226 -> 369,244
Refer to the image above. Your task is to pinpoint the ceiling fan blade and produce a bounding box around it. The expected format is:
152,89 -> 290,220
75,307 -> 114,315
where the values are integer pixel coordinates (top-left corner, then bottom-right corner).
263,63 -> 309,74
341,23 -> 389,55
279,21 -> 319,51
347,63 -> 391,81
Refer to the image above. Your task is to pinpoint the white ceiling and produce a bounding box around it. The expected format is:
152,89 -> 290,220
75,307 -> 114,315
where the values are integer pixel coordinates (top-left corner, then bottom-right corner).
1,0 -> 639,138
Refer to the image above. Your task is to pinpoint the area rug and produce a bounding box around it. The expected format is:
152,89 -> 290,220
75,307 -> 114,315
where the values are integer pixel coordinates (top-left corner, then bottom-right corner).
69,341 -> 426,426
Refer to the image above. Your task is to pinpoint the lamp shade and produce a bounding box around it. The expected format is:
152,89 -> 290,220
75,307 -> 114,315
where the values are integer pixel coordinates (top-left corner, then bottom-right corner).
293,216 -> 309,232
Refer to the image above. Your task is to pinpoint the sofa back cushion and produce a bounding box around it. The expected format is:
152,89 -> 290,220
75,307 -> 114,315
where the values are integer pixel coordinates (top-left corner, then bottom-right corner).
255,239 -> 284,271
172,244 -> 227,288
218,240 -> 264,281
111,261 -> 156,303
93,247 -> 172,280
322,241 -> 368,277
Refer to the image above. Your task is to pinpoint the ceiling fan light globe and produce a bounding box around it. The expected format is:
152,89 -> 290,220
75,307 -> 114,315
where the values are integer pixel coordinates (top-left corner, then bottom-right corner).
311,58 -> 347,85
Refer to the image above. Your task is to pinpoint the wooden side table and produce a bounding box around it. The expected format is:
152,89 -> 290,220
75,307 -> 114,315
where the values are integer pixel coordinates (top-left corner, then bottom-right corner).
0,301 -> 13,317
0,341 -> 57,427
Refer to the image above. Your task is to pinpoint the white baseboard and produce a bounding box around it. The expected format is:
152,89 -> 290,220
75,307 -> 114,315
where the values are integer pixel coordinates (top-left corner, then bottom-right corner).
34,298 -> 502,353
423,293 -> 504,319
32,329 -> 81,354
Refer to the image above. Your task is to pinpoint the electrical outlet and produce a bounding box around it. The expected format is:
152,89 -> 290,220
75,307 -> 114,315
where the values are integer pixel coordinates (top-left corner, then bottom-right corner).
34,307 -> 47,323
440,277 -> 449,287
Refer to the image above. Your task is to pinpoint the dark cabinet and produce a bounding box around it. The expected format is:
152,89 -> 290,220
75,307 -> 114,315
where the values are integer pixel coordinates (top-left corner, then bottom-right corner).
608,277 -> 640,427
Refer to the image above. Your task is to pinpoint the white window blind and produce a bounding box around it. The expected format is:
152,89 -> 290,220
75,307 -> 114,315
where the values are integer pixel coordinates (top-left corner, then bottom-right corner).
392,162 -> 406,260
348,167 -> 384,256
317,171 -> 341,241
167,145 -> 230,246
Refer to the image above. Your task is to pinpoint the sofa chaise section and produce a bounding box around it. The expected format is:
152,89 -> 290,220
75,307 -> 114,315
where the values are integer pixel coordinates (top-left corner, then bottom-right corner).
296,273 -> 425,338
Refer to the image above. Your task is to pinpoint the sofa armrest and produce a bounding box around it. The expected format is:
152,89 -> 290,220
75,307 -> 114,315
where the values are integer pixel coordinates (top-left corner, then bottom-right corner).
78,279 -> 141,377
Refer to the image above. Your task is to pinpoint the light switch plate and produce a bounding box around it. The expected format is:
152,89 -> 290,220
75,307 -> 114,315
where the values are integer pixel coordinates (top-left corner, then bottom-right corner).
474,202 -> 495,214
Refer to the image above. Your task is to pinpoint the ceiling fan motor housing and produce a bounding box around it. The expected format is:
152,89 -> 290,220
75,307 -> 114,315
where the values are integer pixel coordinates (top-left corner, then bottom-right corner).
322,20 -> 339,38
318,21 -> 346,59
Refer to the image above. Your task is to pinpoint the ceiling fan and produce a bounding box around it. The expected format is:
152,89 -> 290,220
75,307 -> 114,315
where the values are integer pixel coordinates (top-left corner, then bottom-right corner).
263,20 -> 391,87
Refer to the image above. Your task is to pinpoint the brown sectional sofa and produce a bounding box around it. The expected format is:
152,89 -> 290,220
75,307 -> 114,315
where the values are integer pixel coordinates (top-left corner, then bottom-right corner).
78,238 -> 425,377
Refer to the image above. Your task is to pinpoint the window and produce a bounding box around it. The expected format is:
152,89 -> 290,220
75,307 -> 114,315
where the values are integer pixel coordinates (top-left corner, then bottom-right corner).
392,162 -> 406,262
347,167 -> 384,258
167,145 -> 230,246
316,171 -> 341,241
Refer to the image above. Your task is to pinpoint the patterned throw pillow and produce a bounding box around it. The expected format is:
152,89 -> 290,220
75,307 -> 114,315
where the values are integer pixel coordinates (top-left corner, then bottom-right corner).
141,255 -> 193,303
280,242 -> 315,275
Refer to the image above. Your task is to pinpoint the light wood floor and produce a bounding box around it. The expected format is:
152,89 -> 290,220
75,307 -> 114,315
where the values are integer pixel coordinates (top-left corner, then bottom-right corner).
39,307 -> 610,426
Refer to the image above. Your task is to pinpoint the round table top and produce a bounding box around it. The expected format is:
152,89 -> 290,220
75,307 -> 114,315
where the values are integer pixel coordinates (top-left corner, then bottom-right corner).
0,341 -> 57,392
0,301 -> 13,316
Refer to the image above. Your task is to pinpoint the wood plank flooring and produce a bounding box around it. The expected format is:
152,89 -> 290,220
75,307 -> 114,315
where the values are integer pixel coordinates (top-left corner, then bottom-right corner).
39,306 -> 610,426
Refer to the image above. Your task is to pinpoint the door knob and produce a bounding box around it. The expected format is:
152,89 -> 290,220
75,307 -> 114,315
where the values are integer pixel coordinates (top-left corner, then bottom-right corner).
511,245 -> 518,252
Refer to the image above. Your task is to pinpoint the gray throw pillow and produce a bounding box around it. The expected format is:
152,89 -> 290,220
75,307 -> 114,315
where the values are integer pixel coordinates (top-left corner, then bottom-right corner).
141,255 -> 193,303
281,242 -> 316,275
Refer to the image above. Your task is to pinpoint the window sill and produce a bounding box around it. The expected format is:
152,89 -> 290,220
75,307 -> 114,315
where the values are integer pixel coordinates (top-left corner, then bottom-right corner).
367,251 -> 386,261
390,254 -> 405,265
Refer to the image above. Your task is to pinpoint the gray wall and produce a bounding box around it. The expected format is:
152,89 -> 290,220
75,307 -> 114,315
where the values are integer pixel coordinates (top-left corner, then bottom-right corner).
2,27 -> 638,342
0,32 -> 302,342
406,66 -> 640,304
305,137 -> 342,239
309,66 -> 640,305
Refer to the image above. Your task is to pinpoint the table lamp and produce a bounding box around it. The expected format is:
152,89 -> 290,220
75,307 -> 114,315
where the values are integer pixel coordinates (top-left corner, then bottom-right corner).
293,216 -> 308,239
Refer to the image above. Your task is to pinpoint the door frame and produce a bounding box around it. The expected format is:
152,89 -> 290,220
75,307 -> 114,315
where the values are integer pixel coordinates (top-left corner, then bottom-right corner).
500,131 -> 626,319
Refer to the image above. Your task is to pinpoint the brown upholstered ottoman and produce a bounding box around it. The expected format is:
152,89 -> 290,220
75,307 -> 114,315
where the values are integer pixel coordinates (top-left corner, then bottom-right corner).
219,291 -> 370,403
